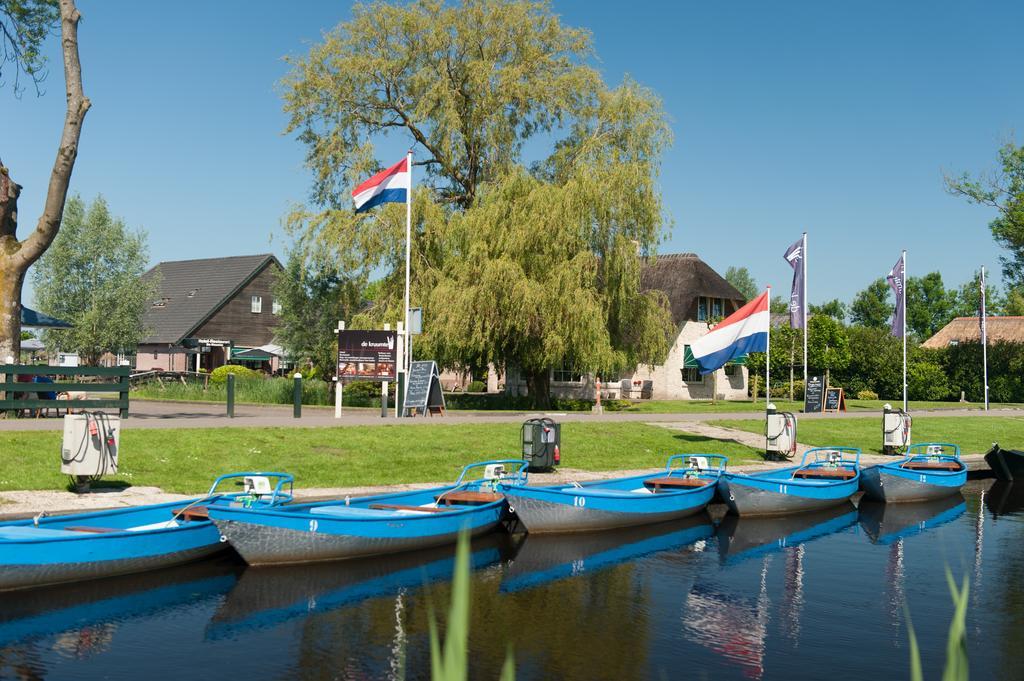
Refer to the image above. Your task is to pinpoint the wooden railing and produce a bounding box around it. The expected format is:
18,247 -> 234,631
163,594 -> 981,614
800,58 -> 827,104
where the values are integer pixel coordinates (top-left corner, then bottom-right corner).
0,364 -> 130,418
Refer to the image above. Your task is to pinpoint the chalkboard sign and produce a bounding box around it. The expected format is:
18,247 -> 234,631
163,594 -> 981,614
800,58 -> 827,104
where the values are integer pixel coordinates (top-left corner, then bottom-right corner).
403,361 -> 446,416
824,387 -> 846,413
804,375 -> 824,413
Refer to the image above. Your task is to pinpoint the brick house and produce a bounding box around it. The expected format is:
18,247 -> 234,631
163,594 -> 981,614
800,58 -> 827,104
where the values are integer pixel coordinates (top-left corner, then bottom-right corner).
136,254 -> 283,372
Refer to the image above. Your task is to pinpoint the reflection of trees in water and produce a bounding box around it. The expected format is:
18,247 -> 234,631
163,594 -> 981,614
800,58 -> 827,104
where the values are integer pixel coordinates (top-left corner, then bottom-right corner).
990,487 -> 1024,680
291,563 -> 650,680
0,647 -> 47,681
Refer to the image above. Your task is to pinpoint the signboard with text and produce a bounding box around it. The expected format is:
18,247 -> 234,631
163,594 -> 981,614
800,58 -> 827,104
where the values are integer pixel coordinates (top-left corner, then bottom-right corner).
804,375 -> 824,413
337,330 -> 397,383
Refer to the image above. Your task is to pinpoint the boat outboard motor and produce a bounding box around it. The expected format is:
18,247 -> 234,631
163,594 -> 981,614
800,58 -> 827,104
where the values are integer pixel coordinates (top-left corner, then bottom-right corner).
765,403 -> 798,461
882,404 -> 912,455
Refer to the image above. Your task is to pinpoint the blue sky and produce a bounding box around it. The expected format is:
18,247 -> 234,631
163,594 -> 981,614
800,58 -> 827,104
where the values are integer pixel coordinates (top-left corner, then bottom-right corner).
6,1 -> 1022,306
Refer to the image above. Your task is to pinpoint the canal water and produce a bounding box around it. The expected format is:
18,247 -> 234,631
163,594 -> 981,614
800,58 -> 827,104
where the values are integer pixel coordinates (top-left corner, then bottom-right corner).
1,479 -> 1021,680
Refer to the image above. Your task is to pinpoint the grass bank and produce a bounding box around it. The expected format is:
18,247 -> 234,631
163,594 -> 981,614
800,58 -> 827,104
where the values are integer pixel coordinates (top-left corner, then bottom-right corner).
623,398 -> 1021,414
0,422 -> 762,494
710,415 -> 1024,455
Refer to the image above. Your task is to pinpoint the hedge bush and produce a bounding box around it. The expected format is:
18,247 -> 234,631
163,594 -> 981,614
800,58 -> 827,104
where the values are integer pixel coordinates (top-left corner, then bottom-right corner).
209,364 -> 262,384
856,389 -> 878,400
466,380 -> 486,393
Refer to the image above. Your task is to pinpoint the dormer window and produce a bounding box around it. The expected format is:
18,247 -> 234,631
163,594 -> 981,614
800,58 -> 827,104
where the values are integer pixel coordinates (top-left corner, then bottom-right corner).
187,289 -> 198,298
152,297 -> 170,308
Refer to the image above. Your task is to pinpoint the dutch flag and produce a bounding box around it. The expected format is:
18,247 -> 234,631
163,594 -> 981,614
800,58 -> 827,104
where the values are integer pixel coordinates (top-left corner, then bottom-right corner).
690,291 -> 770,374
352,156 -> 410,213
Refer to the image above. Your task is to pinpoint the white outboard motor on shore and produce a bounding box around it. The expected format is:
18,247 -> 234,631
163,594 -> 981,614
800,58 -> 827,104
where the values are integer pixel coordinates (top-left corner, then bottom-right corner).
765,403 -> 798,461
882,403 -> 912,455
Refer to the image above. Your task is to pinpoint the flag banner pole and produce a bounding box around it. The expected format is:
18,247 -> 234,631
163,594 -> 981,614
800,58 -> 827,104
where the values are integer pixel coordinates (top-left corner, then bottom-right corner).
404,151 -> 413,378
802,232 -> 808,390
981,265 -> 989,410
766,285 -> 771,412
902,250 -> 907,411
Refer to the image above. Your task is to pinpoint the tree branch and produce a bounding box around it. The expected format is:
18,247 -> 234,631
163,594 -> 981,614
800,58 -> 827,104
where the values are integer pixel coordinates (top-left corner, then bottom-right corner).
19,0 -> 89,266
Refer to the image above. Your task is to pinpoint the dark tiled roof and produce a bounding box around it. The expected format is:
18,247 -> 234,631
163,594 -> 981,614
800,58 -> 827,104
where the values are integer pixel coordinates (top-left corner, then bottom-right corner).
141,254 -> 279,344
641,253 -> 746,326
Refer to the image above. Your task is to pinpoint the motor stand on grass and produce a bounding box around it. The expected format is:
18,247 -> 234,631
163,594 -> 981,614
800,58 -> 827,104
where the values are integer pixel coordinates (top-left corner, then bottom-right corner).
60,412 -> 120,493
882,403 -> 912,455
765,403 -> 798,461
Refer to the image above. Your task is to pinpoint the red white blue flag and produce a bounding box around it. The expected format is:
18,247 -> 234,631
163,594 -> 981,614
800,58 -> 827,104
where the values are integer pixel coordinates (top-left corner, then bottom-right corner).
690,291 -> 770,375
352,157 -> 410,213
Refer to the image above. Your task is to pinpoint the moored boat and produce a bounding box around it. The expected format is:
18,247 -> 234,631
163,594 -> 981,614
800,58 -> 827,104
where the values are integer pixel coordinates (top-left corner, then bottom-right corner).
857,494 -> 966,545
984,443 -> 1024,481
0,472 -> 293,592
498,454 -> 727,534
208,460 -> 525,566
860,442 -> 966,502
717,447 -> 860,516
716,502 -> 858,564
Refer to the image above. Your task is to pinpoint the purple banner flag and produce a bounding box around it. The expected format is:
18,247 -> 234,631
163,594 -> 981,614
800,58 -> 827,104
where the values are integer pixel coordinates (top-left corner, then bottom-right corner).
886,253 -> 906,338
784,236 -> 805,328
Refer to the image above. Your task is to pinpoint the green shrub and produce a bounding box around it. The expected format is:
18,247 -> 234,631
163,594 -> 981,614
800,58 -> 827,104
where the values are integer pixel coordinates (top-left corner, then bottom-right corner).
857,389 -> 878,400
908,361 -> 951,401
209,364 -> 261,384
466,380 -> 486,393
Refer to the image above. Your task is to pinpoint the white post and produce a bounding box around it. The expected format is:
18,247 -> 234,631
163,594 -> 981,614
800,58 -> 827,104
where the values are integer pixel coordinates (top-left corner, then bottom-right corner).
802,231 -> 808,393
335,320 -> 345,418
902,250 -> 908,412
382,323 -> 391,418
766,286 -> 771,409
403,150 -> 413,376
981,265 -> 989,411
395,321 -> 404,418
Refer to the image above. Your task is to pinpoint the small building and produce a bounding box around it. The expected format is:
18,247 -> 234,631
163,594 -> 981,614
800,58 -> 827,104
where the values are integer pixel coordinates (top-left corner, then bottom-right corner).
137,254 -> 284,372
922,316 -> 1024,349
505,253 -> 749,401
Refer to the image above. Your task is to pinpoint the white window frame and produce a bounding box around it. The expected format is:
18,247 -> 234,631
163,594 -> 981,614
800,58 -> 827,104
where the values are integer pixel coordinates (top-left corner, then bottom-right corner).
251,295 -> 263,314
552,361 -> 582,384
682,367 -> 703,383
272,300 -> 282,315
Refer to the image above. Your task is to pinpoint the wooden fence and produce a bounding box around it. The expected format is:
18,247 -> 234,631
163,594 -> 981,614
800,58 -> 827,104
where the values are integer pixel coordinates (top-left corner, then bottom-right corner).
0,364 -> 130,418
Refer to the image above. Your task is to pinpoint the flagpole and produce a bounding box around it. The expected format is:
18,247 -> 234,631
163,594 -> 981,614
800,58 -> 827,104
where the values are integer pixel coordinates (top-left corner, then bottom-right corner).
802,232 -> 808,391
902,249 -> 907,412
981,265 -> 989,411
404,151 -> 413,377
766,286 -> 771,411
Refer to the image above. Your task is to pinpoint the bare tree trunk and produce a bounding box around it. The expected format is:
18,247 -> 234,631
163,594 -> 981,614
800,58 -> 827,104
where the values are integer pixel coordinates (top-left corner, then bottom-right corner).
0,0 -> 90,362
525,369 -> 551,410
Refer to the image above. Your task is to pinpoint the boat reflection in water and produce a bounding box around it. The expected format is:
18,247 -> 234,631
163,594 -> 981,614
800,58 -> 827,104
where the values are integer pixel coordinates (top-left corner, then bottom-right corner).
716,501 -> 859,564
0,555 -> 241,651
984,481 -> 1024,518
206,533 -> 515,640
858,494 -> 966,545
499,513 -> 714,593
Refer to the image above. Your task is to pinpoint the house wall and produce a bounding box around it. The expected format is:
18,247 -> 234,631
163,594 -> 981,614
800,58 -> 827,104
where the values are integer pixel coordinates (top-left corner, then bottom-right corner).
191,264 -> 281,347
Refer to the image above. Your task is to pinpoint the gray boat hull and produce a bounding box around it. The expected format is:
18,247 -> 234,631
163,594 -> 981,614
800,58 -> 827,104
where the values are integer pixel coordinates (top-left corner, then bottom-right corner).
0,544 -> 224,592
717,478 -> 851,517
860,466 -> 962,503
213,518 -> 499,566
508,494 -> 707,534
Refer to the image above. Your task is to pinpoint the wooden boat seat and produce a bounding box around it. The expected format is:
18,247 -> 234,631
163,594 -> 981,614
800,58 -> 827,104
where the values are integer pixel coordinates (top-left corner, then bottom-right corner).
171,506 -> 210,521
793,468 -> 856,480
643,477 -> 711,491
901,461 -> 962,471
434,491 -> 503,506
368,503 -> 452,513
64,526 -> 122,533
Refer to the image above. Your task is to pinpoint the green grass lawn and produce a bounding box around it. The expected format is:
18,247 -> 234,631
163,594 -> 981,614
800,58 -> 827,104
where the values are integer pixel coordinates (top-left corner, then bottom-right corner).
710,415 -> 1024,455
0,422 -> 762,494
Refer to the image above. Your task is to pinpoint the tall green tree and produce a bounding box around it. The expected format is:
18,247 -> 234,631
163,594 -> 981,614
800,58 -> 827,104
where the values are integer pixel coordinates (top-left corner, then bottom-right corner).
810,299 -> 847,322
283,0 -> 674,406
906,271 -> 954,340
850,278 -> 892,329
807,315 -> 850,388
273,248 -> 362,378
724,266 -> 758,301
31,195 -> 155,364
0,0 -> 90,363
946,141 -> 1024,286
949,273 -> 1003,319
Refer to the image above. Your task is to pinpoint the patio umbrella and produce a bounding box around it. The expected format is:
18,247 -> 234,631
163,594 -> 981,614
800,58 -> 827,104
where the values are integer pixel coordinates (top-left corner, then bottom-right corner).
20,306 -> 73,329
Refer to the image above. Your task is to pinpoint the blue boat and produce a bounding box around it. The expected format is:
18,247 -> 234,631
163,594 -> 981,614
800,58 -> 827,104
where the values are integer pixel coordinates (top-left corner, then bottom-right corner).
498,454 -> 727,533
716,502 -> 858,564
500,513 -> 714,593
860,443 -> 967,503
0,472 -> 293,592
717,447 -> 861,516
857,495 -> 966,545
208,460 -> 526,566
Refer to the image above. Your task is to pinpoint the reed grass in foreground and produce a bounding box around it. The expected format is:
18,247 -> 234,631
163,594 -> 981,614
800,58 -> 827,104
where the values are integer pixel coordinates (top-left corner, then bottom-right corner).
907,569 -> 969,681
0,422 -> 762,493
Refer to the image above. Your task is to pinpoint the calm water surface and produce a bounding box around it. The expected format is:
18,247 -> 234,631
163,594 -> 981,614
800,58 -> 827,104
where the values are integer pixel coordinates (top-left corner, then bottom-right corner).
2,479 -> 1022,680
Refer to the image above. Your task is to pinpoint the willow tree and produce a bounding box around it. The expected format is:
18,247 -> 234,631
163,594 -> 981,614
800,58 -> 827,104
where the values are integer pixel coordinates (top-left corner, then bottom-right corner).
284,0 -> 674,405
0,0 -> 90,362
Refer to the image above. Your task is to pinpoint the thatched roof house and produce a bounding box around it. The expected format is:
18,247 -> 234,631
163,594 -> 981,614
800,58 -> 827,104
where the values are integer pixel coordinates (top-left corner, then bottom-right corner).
641,253 -> 747,325
922,316 -> 1024,349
